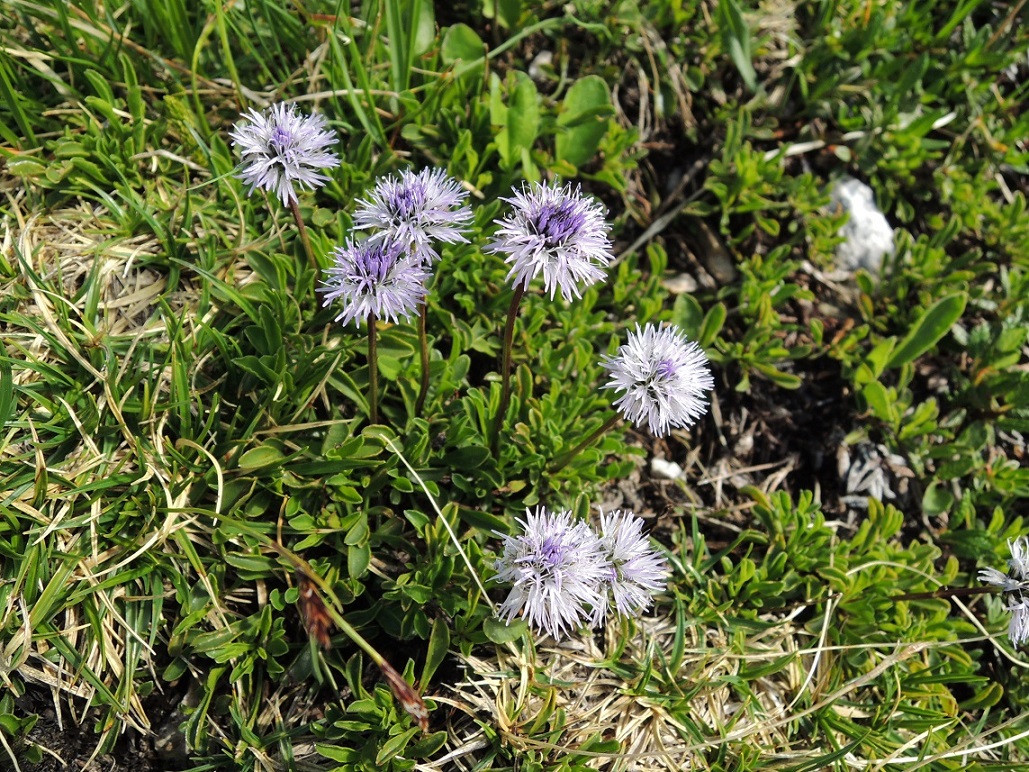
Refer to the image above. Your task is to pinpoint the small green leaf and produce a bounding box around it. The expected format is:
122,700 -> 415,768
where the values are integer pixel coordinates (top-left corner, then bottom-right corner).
224,553 -> 278,574
376,727 -> 419,764
699,302 -> 727,348
496,0 -> 520,28
441,24 -> 484,68
401,583 -> 433,603
344,516 -> 369,546
671,294 -> 703,339
555,75 -> 612,169
237,445 -> 285,470
409,731 -> 448,757
939,528 -> 995,560
505,74 -> 539,165
455,505 -> 510,533
861,380 -> 893,421
410,0 -> 436,56
886,293 -> 967,369
348,543 -> 371,579
317,744 -> 359,763
442,444 -> 489,469
922,482 -> 954,516
860,337 -> 897,382
753,362 -> 802,389
716,0 -> 757,91
958,681 -> 1003,711
421,616 -> 450,686
484,615 -> 527,643
5,156 -> 46,177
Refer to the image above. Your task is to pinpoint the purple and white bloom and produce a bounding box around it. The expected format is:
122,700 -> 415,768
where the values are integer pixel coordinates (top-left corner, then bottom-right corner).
229,102 -> 340,206
595,510 -> 668,621
353,168 -> 473,263
319,237 -> 429,327
493,507 -> 609,640
979,536 -> 1029,646
486,181 -> 613,302
602,323 -> 714,437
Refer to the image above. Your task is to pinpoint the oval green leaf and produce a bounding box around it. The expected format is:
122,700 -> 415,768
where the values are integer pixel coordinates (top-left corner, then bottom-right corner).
441,24 -> 484,68
237,444 -> 285,470
420,616 -> 450,686
483,615 -> 527,644
555,75 -> 612,169
376,727 -> 419,764
886,293 -> 967,369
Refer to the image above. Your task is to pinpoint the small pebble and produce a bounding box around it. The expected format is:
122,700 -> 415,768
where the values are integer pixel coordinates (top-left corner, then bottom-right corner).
651,457 -> 684,480
828,177 -> 895,276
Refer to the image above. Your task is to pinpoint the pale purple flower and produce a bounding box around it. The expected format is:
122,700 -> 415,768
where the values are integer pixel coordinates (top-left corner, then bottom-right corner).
486,181 -> 613,301
595,510 -> 667,622
229,102 -> 339,206
493,507 -> 609,640
353,168 -> 473,263
602,323 -> 714,437
979,536 -> 1029,646
318,237 -> 429,327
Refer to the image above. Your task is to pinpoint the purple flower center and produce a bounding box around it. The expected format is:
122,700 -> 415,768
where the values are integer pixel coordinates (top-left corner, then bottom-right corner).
516,534 -> 570,571
534,200 -> 586,248
540,535 -> 568,566
354,245 -> 398,292
653,358 -> 677,379
269,126 -> 295,155
388,185 -> 423,220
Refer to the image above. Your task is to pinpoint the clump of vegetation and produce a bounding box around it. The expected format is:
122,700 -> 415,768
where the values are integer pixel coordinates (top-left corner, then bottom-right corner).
0,0 -> 1026,770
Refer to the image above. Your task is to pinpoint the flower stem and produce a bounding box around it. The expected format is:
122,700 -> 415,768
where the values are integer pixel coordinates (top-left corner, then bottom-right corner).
288,198 -> 318,272
368,314 -> 380,425
214,513 -> 428,728
415,302 -> 429,415
550,413 -> 622,474
491,284 -> 525,457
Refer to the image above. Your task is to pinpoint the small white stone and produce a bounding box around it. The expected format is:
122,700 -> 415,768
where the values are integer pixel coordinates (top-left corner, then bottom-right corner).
650,457 -> 684,480
663,272 -> 699,294
829,177 -> 895,276
528,50 -> 554,81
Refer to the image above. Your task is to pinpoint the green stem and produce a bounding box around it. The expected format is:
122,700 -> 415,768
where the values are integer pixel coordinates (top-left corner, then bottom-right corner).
368,315 -> 379,425
211,514 -> 387,667
415,301 -> 429,415
289,197 -> 318,272
491,284 -> 525,457
550,413 -> 622,474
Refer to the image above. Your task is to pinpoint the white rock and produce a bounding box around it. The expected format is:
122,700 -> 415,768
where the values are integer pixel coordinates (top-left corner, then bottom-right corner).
663,272 -> 698,294
650,457 -> 684,480
829,177 -> 895,276
528,50 -> 553,82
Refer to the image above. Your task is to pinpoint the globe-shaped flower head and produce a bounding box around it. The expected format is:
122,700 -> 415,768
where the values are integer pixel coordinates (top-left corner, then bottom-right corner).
493,507 -> 610,640
318,238 -> 429,327
595,510 -> 668,622
353,168 -> 473,263
979,535 -> 1029,646
602,323 -> 714,437
486,181 -> 614,301
229,102 -> 340,206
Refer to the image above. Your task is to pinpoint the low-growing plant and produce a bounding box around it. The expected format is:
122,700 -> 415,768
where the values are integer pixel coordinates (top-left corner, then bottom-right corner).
2,0 -> 1029,769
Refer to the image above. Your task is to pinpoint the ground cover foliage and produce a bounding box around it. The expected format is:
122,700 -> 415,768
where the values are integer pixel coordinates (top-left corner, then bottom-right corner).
0,0 -> 1027,769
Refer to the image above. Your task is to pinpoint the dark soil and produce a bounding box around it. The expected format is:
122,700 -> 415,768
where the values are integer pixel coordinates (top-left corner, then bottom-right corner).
9,687 -> 189,772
